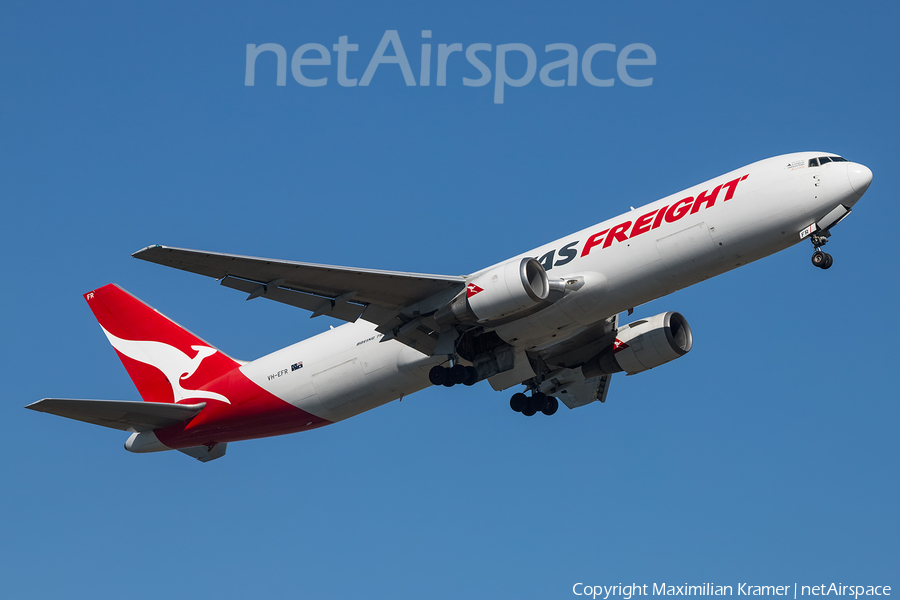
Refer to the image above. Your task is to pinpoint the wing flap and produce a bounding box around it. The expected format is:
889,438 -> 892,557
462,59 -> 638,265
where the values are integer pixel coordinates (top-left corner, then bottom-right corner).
556,375 -> 612,409
26,398 -> 205,432
220,275 -> 367,323
534,363 -> 613,410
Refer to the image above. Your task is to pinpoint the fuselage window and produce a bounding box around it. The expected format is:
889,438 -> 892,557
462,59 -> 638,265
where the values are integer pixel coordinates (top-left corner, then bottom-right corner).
808,158 -> 819,167
818,156 -> 832,164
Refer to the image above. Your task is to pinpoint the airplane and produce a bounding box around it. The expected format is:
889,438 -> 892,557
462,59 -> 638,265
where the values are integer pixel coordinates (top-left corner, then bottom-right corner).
27,152 -> 873,462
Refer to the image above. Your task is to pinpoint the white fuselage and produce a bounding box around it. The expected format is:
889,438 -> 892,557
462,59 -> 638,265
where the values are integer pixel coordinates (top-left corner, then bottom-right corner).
240,153 -> 868,423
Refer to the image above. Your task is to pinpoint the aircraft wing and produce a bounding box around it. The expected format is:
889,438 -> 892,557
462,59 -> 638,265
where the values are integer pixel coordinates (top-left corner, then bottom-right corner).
26,398 -> 206,432
133,245 -> 467,354
556,375 -> 612,409
531,315 -> 617,409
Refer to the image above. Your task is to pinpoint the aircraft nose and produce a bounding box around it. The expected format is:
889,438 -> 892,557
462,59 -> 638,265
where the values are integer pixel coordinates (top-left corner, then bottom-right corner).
848,163 -> 873,196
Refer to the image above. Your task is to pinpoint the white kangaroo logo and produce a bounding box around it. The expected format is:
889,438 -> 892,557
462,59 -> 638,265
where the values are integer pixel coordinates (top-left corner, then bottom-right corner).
102,327 -> 231,404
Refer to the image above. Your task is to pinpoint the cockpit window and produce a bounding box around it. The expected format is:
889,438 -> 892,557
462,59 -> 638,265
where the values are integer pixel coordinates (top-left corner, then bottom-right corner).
809,156 -> 848,167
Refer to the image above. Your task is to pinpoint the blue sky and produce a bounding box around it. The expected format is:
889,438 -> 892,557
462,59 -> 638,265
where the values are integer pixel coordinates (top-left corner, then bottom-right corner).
2,1 -> 897,598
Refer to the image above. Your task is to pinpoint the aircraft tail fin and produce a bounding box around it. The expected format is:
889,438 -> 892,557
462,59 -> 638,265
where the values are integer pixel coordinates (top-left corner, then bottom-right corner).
84,284 -> 242,404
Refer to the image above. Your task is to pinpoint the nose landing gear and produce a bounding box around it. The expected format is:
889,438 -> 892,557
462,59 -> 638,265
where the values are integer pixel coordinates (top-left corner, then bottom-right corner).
811,250 -> 833,269
509,391 -> 559,416
809,233 -> 834,270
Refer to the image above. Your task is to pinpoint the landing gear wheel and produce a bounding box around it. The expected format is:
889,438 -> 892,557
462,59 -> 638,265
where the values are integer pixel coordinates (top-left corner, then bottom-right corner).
521,405 -> 537,417
812,251 -> 834,269
510,393 -> 527,413
428,366 -> 447,386
449,364 -> 468,385
532,392 -> 549,412
463,366 -> 479,386
541,396 -> 559,416
811,251 -> 827,268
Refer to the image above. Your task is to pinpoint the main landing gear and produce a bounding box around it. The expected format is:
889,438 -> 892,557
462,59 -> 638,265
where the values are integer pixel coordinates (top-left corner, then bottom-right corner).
429,363 -> 559,417
809,233 -> 833,270
509,392 -> 558,417
429,364 -> 478,387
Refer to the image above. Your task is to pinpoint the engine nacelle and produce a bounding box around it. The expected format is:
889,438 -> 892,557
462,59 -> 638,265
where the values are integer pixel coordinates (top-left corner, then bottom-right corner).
435,257 -> 552,325
583,311 -> 693,377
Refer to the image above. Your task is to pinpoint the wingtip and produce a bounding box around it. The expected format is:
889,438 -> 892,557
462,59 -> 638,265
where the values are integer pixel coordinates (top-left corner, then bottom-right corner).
132,244 -> 165,259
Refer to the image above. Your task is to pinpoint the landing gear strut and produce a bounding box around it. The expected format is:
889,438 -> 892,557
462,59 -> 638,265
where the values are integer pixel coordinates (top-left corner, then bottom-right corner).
509,391 -> 559,416
809,233 -> 833,270
429,364 -> 478,387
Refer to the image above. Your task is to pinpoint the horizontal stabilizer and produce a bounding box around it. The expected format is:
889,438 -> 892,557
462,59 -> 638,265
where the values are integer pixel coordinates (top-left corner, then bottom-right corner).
177,443 -> 227,462
26,398 -> 205,432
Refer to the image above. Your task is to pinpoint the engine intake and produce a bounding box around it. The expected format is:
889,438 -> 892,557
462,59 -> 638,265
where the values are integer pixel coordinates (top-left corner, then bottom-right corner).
435,257 -> 551,325
582,311 -> 693,377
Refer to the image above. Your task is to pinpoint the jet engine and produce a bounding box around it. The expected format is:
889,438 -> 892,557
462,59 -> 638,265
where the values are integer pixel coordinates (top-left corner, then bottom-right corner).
435,257 -> 559,325
582,311 -> 693,377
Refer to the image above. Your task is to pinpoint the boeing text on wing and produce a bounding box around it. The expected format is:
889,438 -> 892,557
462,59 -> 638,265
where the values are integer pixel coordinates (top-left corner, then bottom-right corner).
28,152 -> 872,461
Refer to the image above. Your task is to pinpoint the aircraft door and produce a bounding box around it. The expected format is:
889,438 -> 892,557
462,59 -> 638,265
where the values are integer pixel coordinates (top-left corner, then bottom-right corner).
796,156 -> 854,217
655,221 -> 722,283
797,157 -> 822,195
801,156 -> 847,195
312,358 -> 375,416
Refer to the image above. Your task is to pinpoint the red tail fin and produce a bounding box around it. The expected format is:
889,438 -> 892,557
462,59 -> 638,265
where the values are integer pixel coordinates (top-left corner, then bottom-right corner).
84,284 -> 241,404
